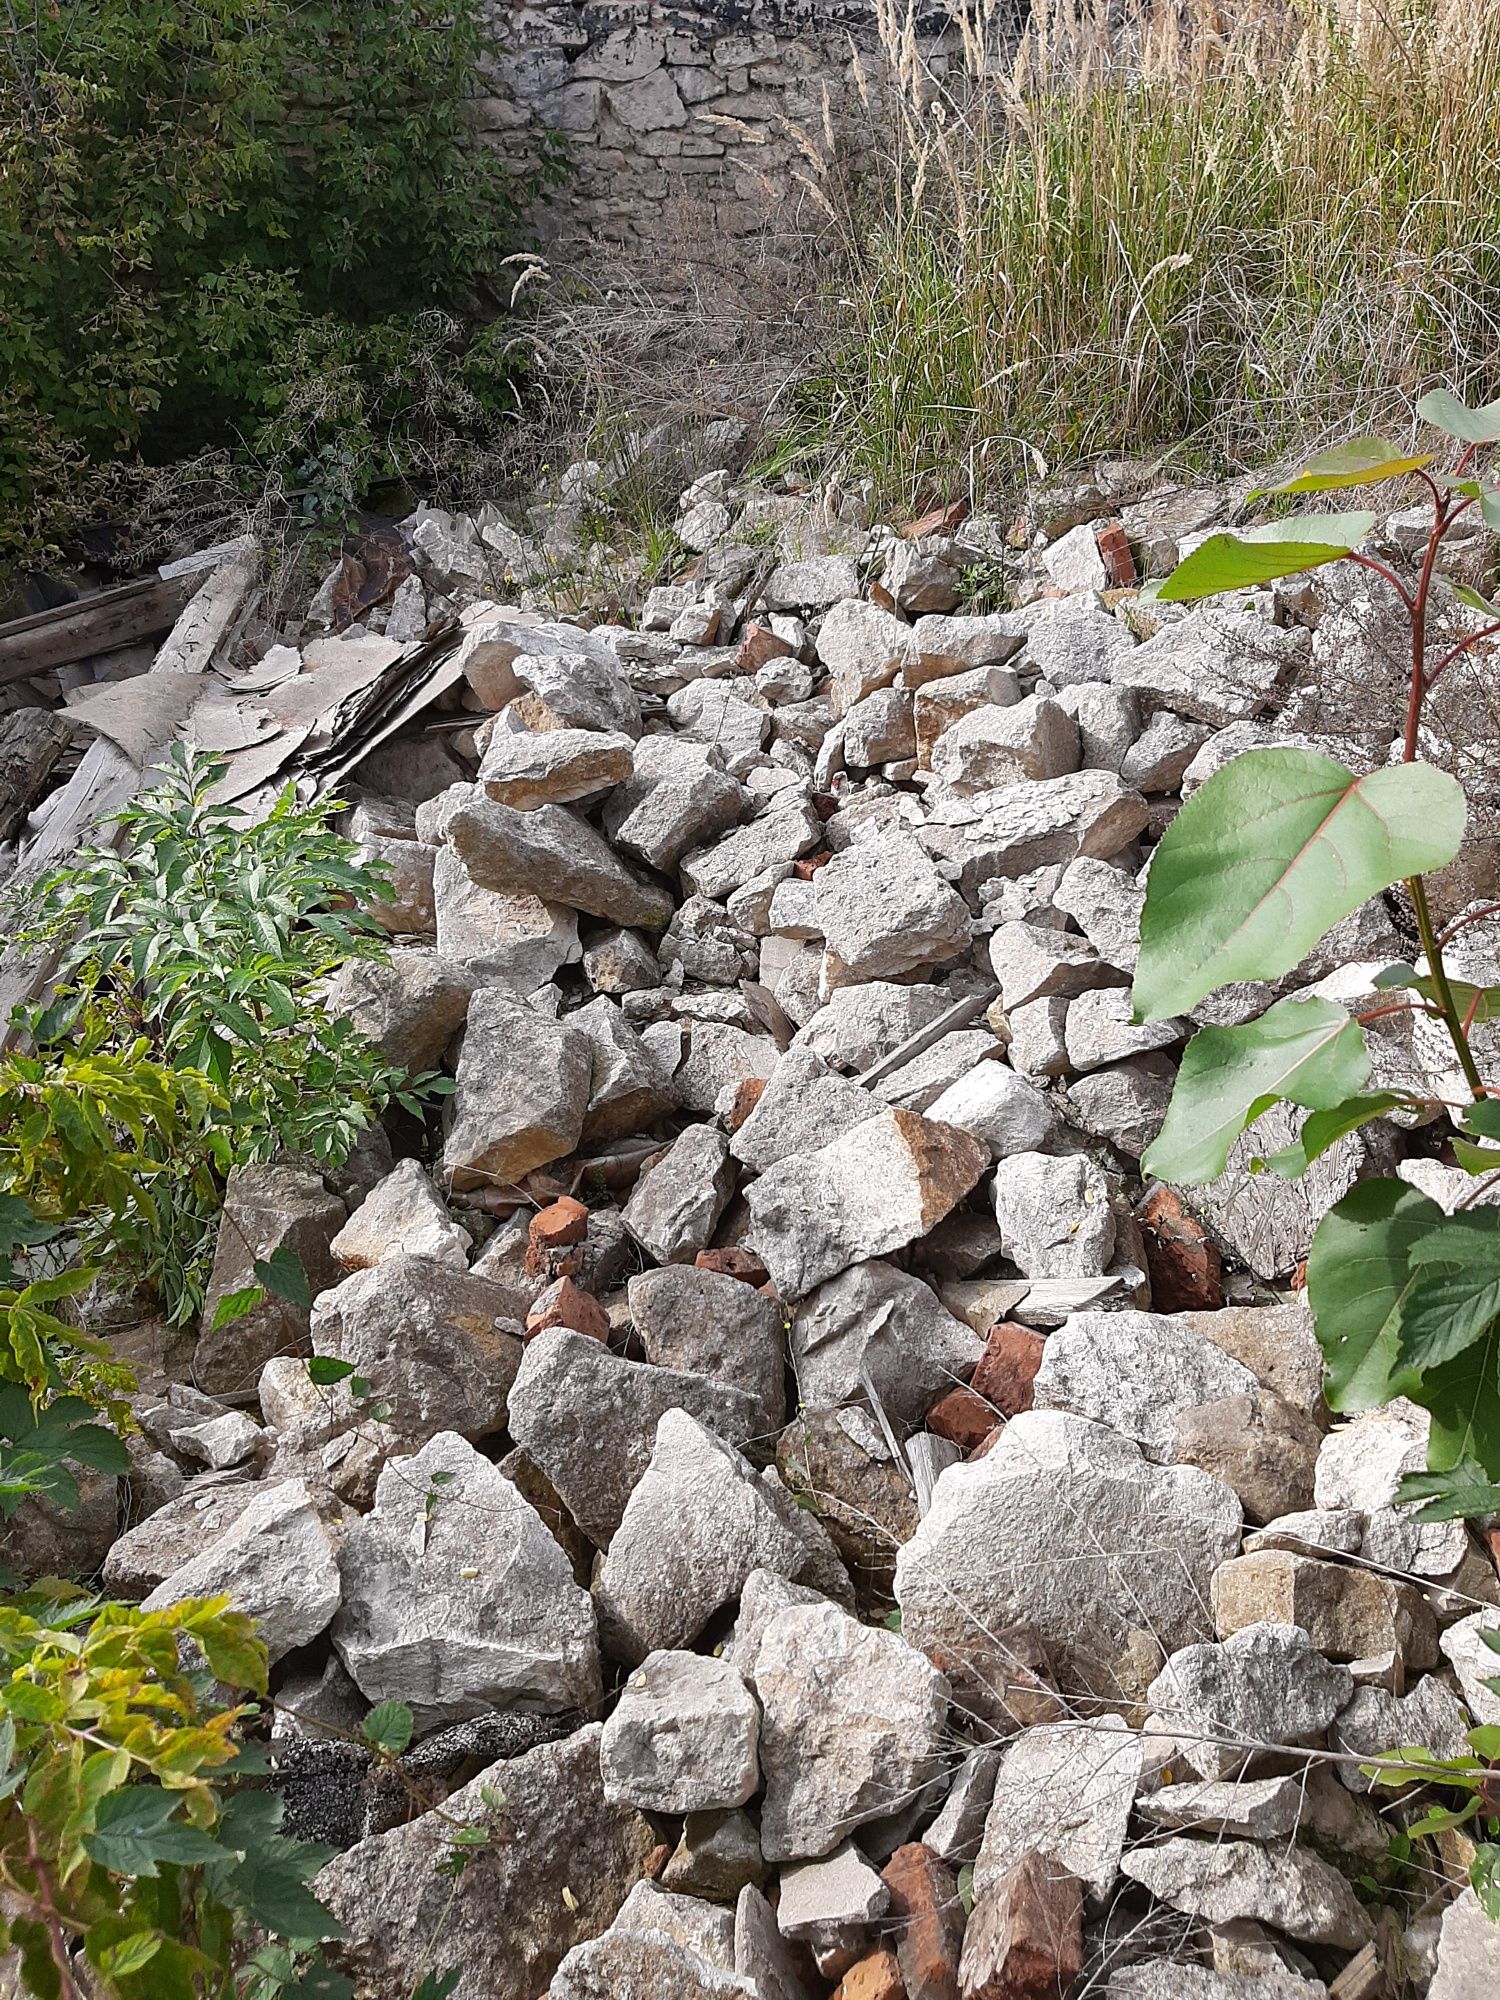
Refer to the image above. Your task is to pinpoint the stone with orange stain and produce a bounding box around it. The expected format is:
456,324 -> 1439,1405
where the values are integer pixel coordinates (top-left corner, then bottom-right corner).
834,1947 -> 907,2000
927,1387 -> 999,1456
958,1853 -> 1083,2000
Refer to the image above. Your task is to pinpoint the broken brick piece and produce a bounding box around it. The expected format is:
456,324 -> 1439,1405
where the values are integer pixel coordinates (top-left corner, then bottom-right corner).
694,1246 -> 771,1288
882,1842 -> 963,2000
1136,1185 -> 1224,1312
524,1275 -> 609,1344
969,1323 -> 1044,1418
526,1195 -> 590,1276
927,1386 -> 999,1456
958,1852 -> 1083,1999
736,623 -> 794,672
834,1948 -> 906,2000
726,1077 -> 768,1133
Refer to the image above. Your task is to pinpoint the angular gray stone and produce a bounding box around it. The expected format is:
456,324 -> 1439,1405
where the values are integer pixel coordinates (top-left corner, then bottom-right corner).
584,926 -> 660,995
629,1266 -> 785,1432
332,1432 -> 599,1728
749,1599 -> 950,1861
442,989 -> 593,1191
895,1410 -> 1244,1705
1109,608 -> 1308,725
681,796 -> 822,901
1120,1836 -> 1372,1950
508,1330 -> 762,1549
924,1745 -> 1002,1865
623,1125 -> 736,1265
907,612 -> 1024,685
1120,710 -> 1213,792
330,1157 -> 468,1271
991,1151 -> 1117,1277
1440,1612 -> 1500,1725
1065,1055 -> 1175,1157
512,644 -> 642,738
843,686 -> 916,766
1107,1963 -> 1326,1999
790,1259 -> 983,1431
316,1725 -> 654,2000
914,663 -> 1022,765
765,557 -> 861,611
1313,1402 -> 1468,1578
729,1047 -> 881,1173
604,734 -> 746,872
1136,1773 -> 1307,1839
1053,855 -> 1146,970
324,946 -> 474,1071
1026,595 -> 1136,687
1059,680 -> 1141,772
195,1164 -> 345,1398
431,846 -> 580,993
478,726 -> 634,808
923,1060 -> 1059,1161
1033,1309 -> 1259,1461
814,598 -> 917,715
674,1020 -> 779,1114
1431,1887 -> 1500,2000
974,1715 -> 1142,1903
595,1410 -> 850,1663
142,1477 -> 340,1662
809,835 -> 972,985
776,1841 -> 889,1964
987,919 -> 1122,1014
451,797 -> 672,928
103,1477 -> 257,1599
1066,987 -> 1185,1071
923,771 -> 1150,887
570,994 -> 674,1142
308,1253 -> 524,1453
745,1108 -> 988,1298
1331,1674 -> 1471,1792
932,693 -> 1079,791
870,1031 -> 999,1114
735,1884 -> 819,2000
668,683 -> 769,777
1147,1622 -> 1355,1782
663,1809 -> 767,1901
791,981 -> 953,1072
601,1649 -> 760,1813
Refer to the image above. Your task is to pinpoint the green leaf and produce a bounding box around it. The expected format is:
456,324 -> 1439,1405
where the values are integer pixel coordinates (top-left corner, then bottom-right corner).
253,1247 -> 311,1310
1465,1102 -> 1500,1140
1142,998 -> 1370,1185
1452,582 -> 1500,617
1372,962 -> 1500,1024
85,1788 -> 224,1878
1257,1091 -> 1410,1179
209,1792 -> 342,1944
361,1700 -> 414,1756
411,1974 -> 461,2000
1423,1327 -> 1500,1477
1395,1209 -> 1500,1369
1305,1180 -> 1440,1412
1133,749 -> 1466,1020
306,1356 -> 357,1386
94,1934 -> 164,1979
1395,1461 -> 1500,1521
1156,512 -> 1378,601
1258,438 -> 1435,496
210,1285 -> 264,1332
1472,1844 -> 1500,1922
1451,1139 -> 1500,1175
1418,386 -> 1500,444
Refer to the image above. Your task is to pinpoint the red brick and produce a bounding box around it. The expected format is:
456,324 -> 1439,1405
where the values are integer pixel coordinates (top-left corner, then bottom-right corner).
927,1386 -> 999,1455
644,1842 -> 672,1880
1095,521 -> 1136,588
834,1947 -> 906,2000
524,1276 -> 609,1343
694,1247 -> 771,1288
882,1843 -> 962,2000
1136,1186 -> 1223,1313
735,623 -> 794,672
525,1196 -> 589,1277
902,499 -> 970,539
793,851 -> 833,880
726,1077 -> 767,1132
958,1853 -> 1083,1999
969,1323 -> 1044,1418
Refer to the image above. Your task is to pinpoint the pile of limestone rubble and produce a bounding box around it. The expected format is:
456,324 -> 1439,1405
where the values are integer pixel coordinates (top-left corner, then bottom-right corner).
35,461 -> 1500,1998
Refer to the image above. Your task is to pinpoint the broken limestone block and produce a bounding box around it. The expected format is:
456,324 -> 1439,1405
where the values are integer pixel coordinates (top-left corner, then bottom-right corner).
451,798 -> 672,929
751,1599 -> 950,1862
1066,1055 -> 1175,1159
478,726 -> 634,809
1178,1102 -> 1367,1281
332,1432 -> 600,1729
1180,1302 -> 1327,1416
974,1714 -> 1142,1904
765,557 -> 861,612
991,1151 -> 1116,1277
674,1020 -> 780,1114
1211,1550 -> 1438,1671
924,1746 -> 1002,1866
584,927 -> 661,996
630,1265 -> 785,1433
663,1809 -> 767,1901
602,1649 -> 760,1814
511,642 -> 642,738
508,1330 -> 762,1549
1059,680 -> 1141,773
568,994 -> 673,1142
103,1477 -> 257,1600
595,1410 -> 851,1663
906,611 -> 1023,686
745,1109 -> 988,1299
1146,1621 -> 1354,1781
843,686 -> 917,766
809,834 -> 972,986
330,1157 -> 468,1271
1439,1613 -> 1500,1725
1043,522 -> 1109,591
1004,994 -> 1071,1079
1312,1402 -> 1468,1577
1052,855 -> 1146,971
895,1410 -> 1243,1707
870,1030 -> 999,1113
1120,1837 -> 1372,1950
681,795 -> 822,901
987,919 -> 1122,1013
729,1045 -> 881,1173
790,1258 -> 984,1432
195,1164 -> 345,1398
931,693 -> 1080,792
777,1842 -> 890,1972
1171,1390 -> 1321,1526
432,845 -> 580,994
775,1407 -> 919,1606
308,1253 -> 524,1454
1032,1309 -> 1259,1461
883,538 -> 960,614
1136,1774 -> 1307,1840
923,1060 -> 1059,1162
913,662 -> 1022,766
1108,607 -> 1309,725
360,833 -> 436,935
923,770 -> 1150,886
142,1477 -> 340,1663
604,734 -> 747,872
315,1724 -> 654,2000
1065,987 -> 1184,1071
623,1124 -> 736,1265
442,989 -> 592,1191
815,599 -> 918,715
1430,1887 -> 1500,2000
791,981 -> 952,1072
1121,709 -> 1213,792
324,946 -> 473,1072
1026,595 -> 1135,688
1331,1674 -> 1472,1792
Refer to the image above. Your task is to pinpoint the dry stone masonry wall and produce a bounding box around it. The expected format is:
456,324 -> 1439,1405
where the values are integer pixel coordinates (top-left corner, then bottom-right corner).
487,0 -> 962,286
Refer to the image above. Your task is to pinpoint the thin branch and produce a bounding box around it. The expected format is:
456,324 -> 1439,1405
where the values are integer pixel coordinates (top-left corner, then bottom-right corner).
1438,903 -> 1500,948
1425,619 -> 1500,694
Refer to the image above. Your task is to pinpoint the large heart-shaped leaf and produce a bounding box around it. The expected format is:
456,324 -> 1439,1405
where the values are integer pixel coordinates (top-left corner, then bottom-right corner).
1424,1329 -> 1500,1477
1156,512 -> 1377,601
1142,998 -> 1371,1185
1305,1179 -> 1439,1412
1418,387 -> 1500,444
1259,438 -> 1435,496
1133,749 -> 1466,1020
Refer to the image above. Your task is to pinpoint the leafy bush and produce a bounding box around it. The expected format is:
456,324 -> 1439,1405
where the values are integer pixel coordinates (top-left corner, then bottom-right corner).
0,1586 -> 342,1998
0,0 -> 561,567
794,0 -> 1500,499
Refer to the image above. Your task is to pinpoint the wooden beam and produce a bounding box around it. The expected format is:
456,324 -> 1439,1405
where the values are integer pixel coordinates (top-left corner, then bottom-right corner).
0,576 -> 193,687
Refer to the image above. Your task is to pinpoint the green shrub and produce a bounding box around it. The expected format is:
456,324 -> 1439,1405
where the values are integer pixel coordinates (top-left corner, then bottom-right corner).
0,0 -> 561,568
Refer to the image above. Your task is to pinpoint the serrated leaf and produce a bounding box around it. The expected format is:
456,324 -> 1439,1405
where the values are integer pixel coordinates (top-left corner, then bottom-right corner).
1306,1180 -> 1440,1412
1396,1209 -> 1500,1369
1257,1090 -> 1410,1179
210,1285 -> 264,1332
1259,438 -> 1435,496
253,1247 -> 310,1310
1142,998 -> 1370,1185
361,1700 -> 414,1756
1395,1461 -> 1500,1521
1471,1844 -> 1500,1921
1133,749 -> 1466,1020
1423,1328 -> 1500,1476
84,1788 -> 224,1878
1418,386 -> 1500,443
1156,512 -> 1377,601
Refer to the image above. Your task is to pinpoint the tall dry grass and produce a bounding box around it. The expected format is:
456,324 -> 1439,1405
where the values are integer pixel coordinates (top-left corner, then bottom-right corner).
795,0 -> 1500,499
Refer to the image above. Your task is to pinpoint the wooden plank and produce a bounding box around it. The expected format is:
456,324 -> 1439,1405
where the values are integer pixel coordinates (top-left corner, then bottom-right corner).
0,576 -> 192,686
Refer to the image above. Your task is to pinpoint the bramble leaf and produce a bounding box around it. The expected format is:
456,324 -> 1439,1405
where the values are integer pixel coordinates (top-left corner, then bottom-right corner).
306,1356 -> 357,1387
1306,1180 -> 1440,1412
1395,1209 -> 1500,1369
1156,512 -> 1377,600
1423,1328 -> 1500,1477
85,1787 -> 224,1877
1133,748 -> 1465,1020
1142,998 -> 1370,1185
253,1247 -> 310,1309
1396,1461 -> 1500,1521
361,1700 -> 414,1757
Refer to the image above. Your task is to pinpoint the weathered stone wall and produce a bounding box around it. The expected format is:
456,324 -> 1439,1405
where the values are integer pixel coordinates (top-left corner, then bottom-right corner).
483,2 -> 961,291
